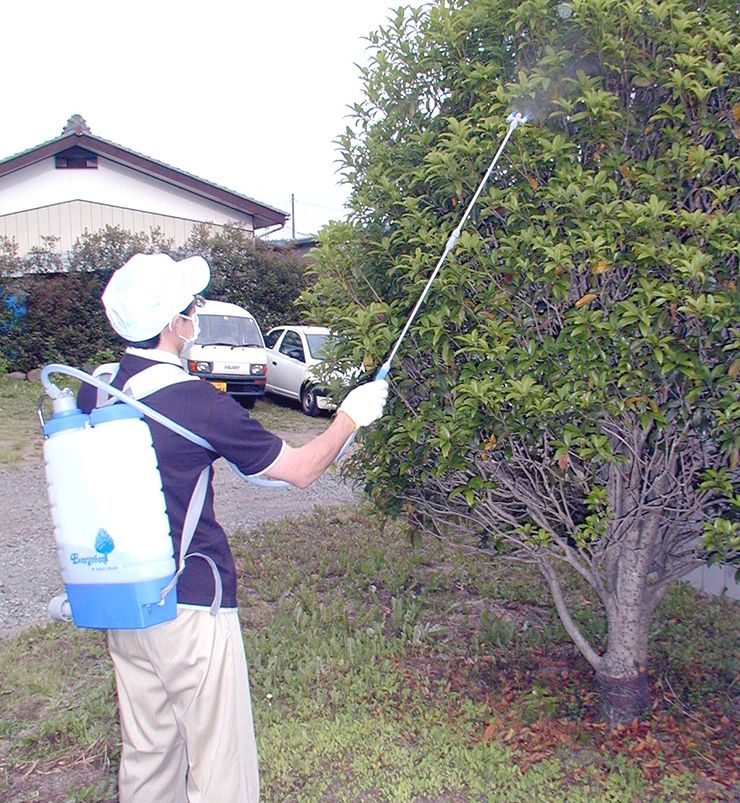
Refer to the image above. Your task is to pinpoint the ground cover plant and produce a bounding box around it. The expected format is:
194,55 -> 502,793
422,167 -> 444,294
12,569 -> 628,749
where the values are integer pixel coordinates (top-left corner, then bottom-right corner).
302,0 -> 739,724
0,502 -> 737,801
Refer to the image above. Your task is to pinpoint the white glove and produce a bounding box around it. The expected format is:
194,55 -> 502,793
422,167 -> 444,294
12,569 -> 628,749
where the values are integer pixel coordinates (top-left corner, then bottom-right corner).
338,380 -> 389,429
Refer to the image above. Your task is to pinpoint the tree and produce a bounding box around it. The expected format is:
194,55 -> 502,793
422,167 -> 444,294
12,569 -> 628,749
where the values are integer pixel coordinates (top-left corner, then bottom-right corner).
179,223 -> 309,330
301,0 -> 739,724
0,227 -> 172,371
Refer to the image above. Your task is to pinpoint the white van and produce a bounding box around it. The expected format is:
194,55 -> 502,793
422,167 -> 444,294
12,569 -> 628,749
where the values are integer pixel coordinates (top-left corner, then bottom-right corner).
181,299 -> 267,407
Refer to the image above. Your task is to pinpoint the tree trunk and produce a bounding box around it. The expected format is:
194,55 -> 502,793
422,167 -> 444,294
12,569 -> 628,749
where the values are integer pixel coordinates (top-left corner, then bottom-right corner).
538,553 -> 654,726
594,602 -> 654,725
598,525 -> 657,726
595,669 -> 650,726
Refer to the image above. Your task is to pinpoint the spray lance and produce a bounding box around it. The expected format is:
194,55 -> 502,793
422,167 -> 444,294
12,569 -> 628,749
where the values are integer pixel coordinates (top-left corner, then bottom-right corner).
329,111 -> 528,459
375,111 -> 527,381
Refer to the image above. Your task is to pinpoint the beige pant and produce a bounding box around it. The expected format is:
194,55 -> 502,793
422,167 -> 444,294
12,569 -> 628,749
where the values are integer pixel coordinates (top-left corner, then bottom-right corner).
108,606 -> 259,802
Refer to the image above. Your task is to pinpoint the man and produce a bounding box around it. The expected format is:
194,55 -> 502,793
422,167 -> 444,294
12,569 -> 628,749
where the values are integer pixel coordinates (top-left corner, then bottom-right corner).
81,252 -> 388,802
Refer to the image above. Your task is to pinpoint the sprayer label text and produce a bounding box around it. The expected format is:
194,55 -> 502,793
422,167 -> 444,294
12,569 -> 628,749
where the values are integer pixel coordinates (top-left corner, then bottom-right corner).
70,553 -> 109,566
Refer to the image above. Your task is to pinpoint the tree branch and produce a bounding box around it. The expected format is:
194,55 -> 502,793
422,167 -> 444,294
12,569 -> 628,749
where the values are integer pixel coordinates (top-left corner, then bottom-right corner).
538,557 -> 603,672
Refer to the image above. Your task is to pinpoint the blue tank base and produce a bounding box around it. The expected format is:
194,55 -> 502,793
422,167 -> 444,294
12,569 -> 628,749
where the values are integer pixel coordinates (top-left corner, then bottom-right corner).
65,576 -> 178,630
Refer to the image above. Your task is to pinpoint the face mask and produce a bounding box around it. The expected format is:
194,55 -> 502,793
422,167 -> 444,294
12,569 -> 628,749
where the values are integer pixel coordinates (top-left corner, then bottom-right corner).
177,312 -> 200,350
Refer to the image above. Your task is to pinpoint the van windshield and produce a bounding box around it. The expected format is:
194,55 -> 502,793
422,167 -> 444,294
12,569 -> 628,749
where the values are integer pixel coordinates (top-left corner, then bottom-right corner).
197,314 -> 264,348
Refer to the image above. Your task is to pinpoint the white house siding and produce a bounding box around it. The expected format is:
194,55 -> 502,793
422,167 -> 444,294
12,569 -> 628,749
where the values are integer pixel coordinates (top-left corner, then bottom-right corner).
0,200 -> 223,253
0,155 -> 254,253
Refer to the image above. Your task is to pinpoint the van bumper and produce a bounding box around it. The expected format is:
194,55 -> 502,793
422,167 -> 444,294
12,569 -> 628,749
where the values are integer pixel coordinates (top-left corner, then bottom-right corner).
202,375 -> 266,397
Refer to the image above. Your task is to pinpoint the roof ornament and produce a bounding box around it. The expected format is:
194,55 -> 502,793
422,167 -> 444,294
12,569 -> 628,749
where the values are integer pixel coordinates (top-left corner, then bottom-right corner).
62,115 -> 91,136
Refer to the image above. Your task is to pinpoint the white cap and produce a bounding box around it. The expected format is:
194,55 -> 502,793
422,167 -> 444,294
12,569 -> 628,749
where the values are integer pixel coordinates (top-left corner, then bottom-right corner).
102,253 -> 210,341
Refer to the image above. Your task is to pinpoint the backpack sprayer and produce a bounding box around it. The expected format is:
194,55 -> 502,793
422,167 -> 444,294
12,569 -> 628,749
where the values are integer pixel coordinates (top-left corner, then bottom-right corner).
38,111 -> 527,627
40,367 -> 181,629
39,363 -> 246,630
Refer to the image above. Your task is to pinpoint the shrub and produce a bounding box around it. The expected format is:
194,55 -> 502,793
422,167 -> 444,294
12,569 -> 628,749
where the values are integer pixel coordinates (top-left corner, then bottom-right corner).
0,223 -> 311,371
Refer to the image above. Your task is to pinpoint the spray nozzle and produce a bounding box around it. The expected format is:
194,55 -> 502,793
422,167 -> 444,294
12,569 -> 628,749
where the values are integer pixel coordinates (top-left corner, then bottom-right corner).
506,111 -> 528,128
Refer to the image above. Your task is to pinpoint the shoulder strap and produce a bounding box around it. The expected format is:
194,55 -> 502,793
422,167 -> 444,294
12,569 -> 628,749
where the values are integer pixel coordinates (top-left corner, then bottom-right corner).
123,362 -> 199,400
92,362 -> 121,407
157,465 -> 222,616
119,362 -> 222,616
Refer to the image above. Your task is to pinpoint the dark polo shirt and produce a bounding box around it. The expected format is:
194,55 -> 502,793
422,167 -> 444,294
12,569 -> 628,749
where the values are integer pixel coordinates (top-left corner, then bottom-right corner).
78,350 -> 283,609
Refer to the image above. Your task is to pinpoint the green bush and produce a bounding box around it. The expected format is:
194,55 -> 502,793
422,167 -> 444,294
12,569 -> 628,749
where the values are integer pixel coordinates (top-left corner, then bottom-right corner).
0,228 -> 156,372
0,223 -> 310,372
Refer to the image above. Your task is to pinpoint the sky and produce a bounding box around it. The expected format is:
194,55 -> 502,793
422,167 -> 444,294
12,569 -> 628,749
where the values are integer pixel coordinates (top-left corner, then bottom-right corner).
0,0 -> 415,239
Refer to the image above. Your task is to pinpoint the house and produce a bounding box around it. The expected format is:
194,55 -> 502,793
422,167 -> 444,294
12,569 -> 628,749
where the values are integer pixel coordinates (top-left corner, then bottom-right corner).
0,115 -> 287,257
264,235 -> 318,266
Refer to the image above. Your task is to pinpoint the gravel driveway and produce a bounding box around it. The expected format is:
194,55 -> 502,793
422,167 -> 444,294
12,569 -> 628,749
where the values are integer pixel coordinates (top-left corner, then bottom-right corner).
0,427 -> 358,640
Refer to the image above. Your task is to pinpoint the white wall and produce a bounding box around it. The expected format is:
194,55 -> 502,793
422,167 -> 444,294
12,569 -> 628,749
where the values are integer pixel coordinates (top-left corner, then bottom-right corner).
0,156 -> 253,227
0,200 -> 224,253
685,563 -> 739,601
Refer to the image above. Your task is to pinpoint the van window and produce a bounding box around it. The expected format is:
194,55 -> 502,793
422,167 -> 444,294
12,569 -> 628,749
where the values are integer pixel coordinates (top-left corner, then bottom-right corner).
197,314 -> 264,347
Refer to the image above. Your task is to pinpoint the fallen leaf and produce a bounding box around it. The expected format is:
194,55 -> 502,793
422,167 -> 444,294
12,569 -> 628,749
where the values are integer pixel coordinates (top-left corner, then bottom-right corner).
558,453 -> 569,471
619,165 -> 634,180
528,176 -> 538,191
482,434 -> 497,452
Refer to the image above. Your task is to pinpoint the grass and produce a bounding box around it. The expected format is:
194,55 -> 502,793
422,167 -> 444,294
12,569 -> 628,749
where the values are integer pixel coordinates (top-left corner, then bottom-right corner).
1,377 -> 737,801
0,374 -> 45,465
1,505 -> 737,802
251,392 -> 331,444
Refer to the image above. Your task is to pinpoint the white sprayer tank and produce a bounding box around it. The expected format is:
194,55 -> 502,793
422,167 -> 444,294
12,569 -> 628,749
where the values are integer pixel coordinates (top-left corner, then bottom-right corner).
43,397 -> 177,629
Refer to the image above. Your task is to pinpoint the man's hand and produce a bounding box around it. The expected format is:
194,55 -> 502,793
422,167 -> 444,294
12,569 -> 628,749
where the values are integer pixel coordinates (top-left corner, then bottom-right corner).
338,379 -> 389,430
265,379 -> 389,488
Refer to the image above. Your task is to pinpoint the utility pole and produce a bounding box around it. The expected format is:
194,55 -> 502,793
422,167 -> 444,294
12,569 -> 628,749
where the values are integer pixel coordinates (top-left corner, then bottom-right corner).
291,194 -> 295,239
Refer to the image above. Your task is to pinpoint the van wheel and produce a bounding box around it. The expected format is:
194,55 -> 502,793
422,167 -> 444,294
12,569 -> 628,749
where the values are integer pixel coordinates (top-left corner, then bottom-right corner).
300,386 -> 319,417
